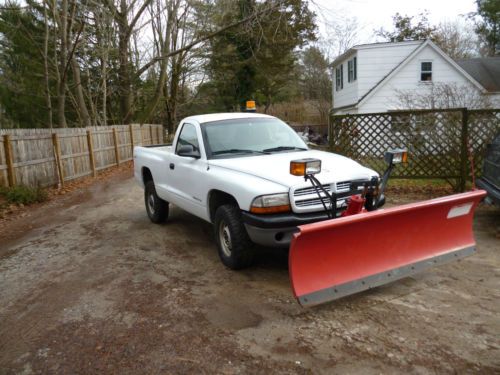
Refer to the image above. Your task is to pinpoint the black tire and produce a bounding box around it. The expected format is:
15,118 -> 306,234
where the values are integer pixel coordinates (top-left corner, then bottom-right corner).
214,204 -> 255,270
145,180 -> 169,223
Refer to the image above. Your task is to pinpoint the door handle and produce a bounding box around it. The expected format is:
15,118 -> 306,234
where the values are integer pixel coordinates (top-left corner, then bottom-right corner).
170,163 -> 175,170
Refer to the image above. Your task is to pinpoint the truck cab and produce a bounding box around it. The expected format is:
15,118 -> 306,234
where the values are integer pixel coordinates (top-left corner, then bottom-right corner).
134,113 -> 379,268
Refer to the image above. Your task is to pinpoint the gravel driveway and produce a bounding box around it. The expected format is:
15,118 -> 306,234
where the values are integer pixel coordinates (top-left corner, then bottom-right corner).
0,170 -> 499,374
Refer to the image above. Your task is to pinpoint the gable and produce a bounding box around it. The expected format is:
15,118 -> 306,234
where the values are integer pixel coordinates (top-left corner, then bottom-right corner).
358,40 -> 486,109
356,42 -> 423,101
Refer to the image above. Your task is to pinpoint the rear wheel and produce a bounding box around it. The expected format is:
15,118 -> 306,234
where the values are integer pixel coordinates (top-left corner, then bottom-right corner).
145,180 -> 169,223
214,204 -> 255,269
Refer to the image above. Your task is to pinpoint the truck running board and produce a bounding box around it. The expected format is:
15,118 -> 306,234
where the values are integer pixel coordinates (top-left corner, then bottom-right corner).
289,190 -> 486,307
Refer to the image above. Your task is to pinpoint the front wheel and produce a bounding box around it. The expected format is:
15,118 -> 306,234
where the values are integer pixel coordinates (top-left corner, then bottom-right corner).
145,180 -> 169,223
214,204 -> 255,269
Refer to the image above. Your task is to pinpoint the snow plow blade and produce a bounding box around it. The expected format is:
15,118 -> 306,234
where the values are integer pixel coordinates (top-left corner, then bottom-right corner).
289,190 -> 486,307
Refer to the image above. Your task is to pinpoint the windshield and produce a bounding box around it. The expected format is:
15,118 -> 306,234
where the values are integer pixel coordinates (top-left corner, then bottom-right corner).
202,117 -> 307,159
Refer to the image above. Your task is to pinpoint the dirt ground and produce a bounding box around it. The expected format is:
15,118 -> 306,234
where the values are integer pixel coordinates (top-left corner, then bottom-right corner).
0,169 -> 499,374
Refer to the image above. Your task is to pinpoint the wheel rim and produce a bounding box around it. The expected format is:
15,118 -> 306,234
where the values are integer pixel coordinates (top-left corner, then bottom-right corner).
218,220 -> 232,257
147,192 -> 155,215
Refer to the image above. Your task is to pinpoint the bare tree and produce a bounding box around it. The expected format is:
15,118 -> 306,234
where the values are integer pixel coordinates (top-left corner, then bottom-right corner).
394,82 -> 492,110
319,16 -> 361,61
434,20 -> 479,60
103,0 -> 154,124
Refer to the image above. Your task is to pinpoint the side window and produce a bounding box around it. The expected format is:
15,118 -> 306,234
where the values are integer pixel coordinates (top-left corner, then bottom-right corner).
176,123 -> 199,153
335,67 -> 341,91
340,64 -> 344,89
348,58 -> 357,82
353,57 -> 357,80
335,64 -> 344,91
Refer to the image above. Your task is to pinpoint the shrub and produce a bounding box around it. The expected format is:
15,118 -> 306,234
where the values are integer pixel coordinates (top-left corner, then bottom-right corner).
0,185 -> 48,205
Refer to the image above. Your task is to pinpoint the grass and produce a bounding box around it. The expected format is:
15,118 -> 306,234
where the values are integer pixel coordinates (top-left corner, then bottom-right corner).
0,185 -> 48,208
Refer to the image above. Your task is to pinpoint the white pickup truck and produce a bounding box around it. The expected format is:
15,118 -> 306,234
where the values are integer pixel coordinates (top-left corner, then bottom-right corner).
134,113 -> 380,269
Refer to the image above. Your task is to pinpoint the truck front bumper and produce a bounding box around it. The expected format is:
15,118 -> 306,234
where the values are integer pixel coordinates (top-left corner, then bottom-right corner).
241,195 -> 385,248
241,211 -> 332,248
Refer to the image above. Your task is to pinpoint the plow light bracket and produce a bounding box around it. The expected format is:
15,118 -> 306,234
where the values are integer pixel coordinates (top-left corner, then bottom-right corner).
384,148 -> 408,165
290,158 -> 322,177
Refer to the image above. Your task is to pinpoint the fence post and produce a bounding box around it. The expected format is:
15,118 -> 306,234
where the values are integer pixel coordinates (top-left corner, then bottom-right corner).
129,124 -> 135,156
86,130 -> 96,177
3,134 -> 16,187
112,127 -> 120,165
52,133 -> 64,187
459,108 -> 469,192
157,126 -> 162,144
139,125 -> 144,145
149,125 -> 154,145
328,114 -> 334,151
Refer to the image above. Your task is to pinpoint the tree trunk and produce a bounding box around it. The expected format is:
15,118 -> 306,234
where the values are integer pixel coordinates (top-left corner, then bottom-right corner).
118,19 -> 132,124
71,57 -> 92,127
57,0 -> 68,128
43,2 -> 53,129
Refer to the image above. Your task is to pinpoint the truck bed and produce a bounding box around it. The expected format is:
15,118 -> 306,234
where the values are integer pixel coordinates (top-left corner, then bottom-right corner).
142,144 -> 173,152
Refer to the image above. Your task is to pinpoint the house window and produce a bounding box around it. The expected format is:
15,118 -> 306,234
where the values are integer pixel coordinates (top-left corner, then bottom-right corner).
335,65 -> 344,91
348,57 -> 357,82
420,61 -> 432,82
353,57 -> 357,80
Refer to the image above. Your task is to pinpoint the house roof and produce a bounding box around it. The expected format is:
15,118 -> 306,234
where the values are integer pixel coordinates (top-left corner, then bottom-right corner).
456,57 -> 500,93
331,40 -> 423,67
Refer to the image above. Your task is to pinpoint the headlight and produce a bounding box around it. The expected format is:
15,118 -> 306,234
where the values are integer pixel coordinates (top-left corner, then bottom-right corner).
290,158 -> 322,176
250,193 -> 290,214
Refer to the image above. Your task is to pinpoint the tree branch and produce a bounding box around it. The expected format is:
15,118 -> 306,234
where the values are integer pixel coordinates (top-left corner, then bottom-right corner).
126,0 -> 154,39
136,0 -> 286,77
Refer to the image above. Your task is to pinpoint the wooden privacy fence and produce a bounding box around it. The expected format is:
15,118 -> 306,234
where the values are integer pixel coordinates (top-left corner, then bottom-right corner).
329,108 -> 500,191
0,124 -> 163,188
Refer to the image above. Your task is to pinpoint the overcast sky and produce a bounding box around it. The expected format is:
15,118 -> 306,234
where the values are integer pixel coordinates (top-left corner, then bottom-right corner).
311,0 -> 477,43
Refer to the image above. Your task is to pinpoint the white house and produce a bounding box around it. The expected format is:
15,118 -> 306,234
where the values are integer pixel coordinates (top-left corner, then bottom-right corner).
331,40 -> 500,114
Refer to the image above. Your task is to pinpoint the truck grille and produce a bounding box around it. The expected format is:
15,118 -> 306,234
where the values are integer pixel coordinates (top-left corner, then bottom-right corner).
336,180 -> 351,192
294,184 -> 331,197
293,180 -> 351,197
291,180 -> 364,213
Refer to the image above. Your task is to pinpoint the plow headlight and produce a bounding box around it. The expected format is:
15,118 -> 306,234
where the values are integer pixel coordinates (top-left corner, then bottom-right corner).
290,158 -> 322,176
384,149 -> 408,165
250,193 -> 290,214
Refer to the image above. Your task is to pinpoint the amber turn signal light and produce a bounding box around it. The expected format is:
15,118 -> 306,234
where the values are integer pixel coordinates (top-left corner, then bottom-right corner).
384,149 -> 408,165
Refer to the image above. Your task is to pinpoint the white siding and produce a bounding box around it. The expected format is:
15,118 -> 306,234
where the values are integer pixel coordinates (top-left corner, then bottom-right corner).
356,42 -> 422,101
332,52 -> 358,109
335,107 -> 358,115
487,93 -> 500,108
359,44 -> 484,113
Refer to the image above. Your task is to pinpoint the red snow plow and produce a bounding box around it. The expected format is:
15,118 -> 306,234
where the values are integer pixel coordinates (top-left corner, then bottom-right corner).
288,151 -> 486,307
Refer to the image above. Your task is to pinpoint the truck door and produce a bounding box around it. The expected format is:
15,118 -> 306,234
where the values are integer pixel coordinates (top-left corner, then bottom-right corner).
167,123 -> 208,219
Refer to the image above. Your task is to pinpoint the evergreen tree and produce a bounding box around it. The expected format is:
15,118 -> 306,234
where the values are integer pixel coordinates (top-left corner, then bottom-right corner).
205,0 -> 316,111
472,0 -> 500,56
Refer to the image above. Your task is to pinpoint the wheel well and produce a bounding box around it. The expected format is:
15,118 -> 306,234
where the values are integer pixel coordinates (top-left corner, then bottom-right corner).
142,167 -> 153,184
209,190 -> 238,222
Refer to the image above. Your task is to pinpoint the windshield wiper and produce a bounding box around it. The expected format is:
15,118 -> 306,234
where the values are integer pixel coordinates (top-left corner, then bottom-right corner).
263,146 -> 308,152
212,148 -> 270,155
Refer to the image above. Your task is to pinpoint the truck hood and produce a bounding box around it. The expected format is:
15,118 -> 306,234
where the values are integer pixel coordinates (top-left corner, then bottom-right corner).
208,150 -> 378,188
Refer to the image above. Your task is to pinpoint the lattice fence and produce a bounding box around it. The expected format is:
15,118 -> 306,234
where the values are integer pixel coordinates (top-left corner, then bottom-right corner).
329,108 -> 500,190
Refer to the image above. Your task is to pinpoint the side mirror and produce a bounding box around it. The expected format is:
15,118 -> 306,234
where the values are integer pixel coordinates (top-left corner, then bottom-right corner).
177,144 -> 200,159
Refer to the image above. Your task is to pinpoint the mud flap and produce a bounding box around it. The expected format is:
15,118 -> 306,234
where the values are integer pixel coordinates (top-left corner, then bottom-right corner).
289,190 -> 486,307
